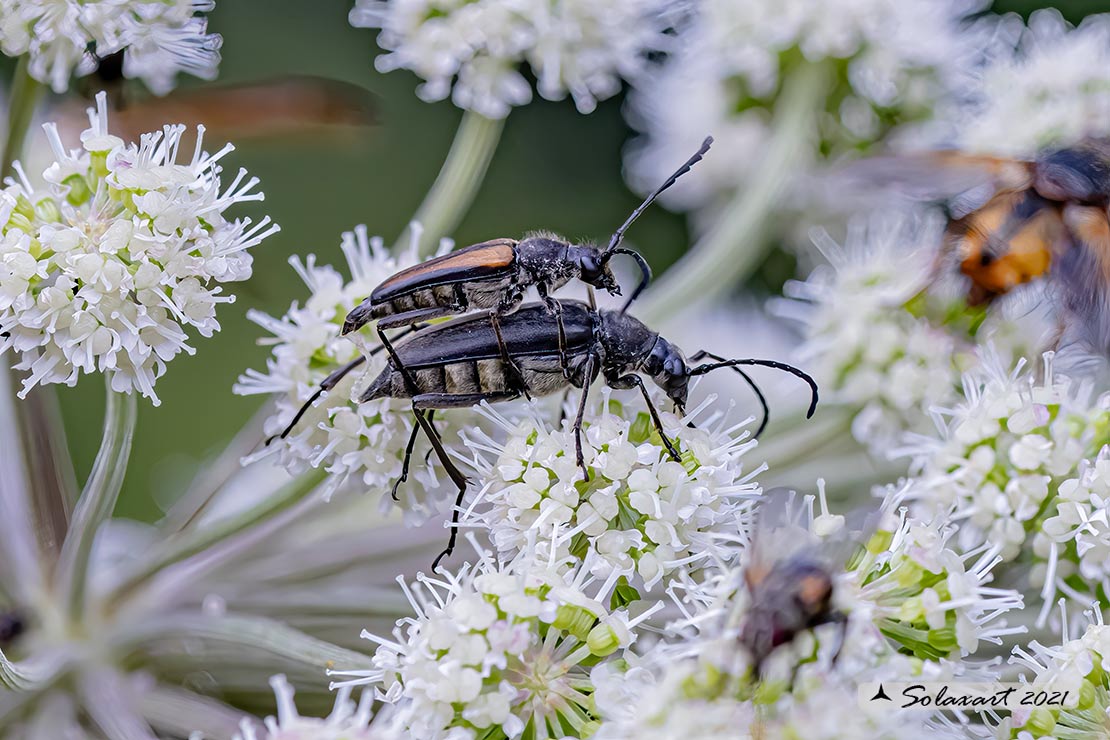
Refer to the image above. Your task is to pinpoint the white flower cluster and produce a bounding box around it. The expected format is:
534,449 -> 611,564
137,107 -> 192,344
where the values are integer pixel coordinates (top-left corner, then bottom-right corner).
1034,446 -> 1110,611
846,502 -> 1024,661
231,674 -> 397,740
330,543 -> 654,740
777,218 -> 962,452
460,396 -> 759,588
947,10 -> 1110,157
624,0 -> 983,209
0,93 -> 275,404
349,0 -> 677,118
234,225 -> 457,521
0,0 -> 221,94
904,352 -> 1110,564
1006,609 -> 1110,739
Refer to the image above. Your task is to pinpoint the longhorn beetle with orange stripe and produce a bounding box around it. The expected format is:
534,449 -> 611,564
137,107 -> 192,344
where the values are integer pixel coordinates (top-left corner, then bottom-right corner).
269,137 -> 715,443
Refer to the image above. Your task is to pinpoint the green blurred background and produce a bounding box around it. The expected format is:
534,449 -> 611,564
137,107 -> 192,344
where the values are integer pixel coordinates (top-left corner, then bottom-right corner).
39,0 -> 1100,520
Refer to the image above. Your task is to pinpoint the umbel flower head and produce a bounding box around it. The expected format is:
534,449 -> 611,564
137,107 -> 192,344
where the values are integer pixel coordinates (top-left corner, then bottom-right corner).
0,0 -> 222,94
903,351 -> 1110,569
235,224 -> 461,522
624,0 -> 985,210
942,9 -> 1110,157
350,0 -> 678,118
460,394 -> 761,589
776,217 -> 962,452
329,538 -> 659,740
0,92 -> 277,404
1004,605 -> 1110,739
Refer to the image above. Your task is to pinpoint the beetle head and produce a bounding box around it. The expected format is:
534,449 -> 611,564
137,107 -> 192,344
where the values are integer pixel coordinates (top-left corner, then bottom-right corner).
641,335 -> 690,410
573,246 -> 621,296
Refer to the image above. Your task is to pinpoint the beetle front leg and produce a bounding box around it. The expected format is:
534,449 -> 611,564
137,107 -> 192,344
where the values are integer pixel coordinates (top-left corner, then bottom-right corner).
572,354 -> 599,482
537,283 -> 571,379
610,373 -> 682,462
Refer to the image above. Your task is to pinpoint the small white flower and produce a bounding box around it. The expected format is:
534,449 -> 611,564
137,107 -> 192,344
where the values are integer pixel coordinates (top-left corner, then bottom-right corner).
0,0 -> 221,94
329,540 -> 659,740
903,351 -> 1109,568
230,674 -> 400,740
234,224 -> 464,522
0,92 -> 276,404
350,0 -> 678,118
1007,606 -> 1110,739
775,216 -> 962,452
943,10 -> 1110,156
459,393 -> 761,589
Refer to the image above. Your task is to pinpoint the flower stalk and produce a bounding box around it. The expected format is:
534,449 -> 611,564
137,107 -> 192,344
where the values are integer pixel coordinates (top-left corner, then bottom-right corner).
399,110 -> 505,257
55,381 -> 138,620
1,56 -> 44,179
638,62 -> 826,324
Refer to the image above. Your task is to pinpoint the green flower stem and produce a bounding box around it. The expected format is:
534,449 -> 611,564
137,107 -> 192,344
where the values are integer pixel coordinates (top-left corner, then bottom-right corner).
398,110 -> 505,257
56,382 -> 137,621
160,400 -> 274,534
2,56 -> 45,179
638,62 -> 827,325
112,612 -> 375,674
108,467 -> 327,607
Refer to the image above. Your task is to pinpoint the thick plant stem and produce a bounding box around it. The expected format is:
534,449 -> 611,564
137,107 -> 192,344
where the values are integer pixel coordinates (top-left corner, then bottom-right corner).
638,63 -> 827,325
2,56 -> 45,179
398,110 -> 505,257
56,383 -> 138,620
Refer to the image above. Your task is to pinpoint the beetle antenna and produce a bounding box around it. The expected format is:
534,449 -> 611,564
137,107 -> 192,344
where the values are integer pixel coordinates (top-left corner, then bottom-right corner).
688,358 -> 818,419
688,350 -> 769,436
602,135 -> 713,258
610,247 -> 652,312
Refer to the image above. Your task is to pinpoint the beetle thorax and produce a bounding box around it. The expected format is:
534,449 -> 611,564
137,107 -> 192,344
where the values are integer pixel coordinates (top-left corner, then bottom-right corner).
515,235 -> 576,289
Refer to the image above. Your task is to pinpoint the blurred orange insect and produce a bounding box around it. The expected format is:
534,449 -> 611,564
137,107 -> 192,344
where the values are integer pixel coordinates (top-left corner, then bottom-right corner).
55,50 -> 379,144
852,140 -> 1110,352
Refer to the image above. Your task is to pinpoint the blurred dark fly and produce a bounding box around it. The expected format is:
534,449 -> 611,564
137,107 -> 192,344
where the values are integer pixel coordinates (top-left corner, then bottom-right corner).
740,489 -> 876,678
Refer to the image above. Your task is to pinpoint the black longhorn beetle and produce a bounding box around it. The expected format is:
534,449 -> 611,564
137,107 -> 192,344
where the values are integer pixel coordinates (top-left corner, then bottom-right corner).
267,137 -> 715,444
360,300 -> 819,569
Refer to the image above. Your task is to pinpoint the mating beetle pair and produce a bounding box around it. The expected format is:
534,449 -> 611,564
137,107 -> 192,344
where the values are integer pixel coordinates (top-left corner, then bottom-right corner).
272,136 -> 820,568
362,301 -> 818,568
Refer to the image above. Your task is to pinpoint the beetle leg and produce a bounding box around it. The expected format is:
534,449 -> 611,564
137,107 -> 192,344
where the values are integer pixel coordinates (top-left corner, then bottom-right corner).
377,326 -> 423,398
611,373 -> 682,462
488,309 -> 532,401
267,323 -> 430,445
409,408 -> 469,571
537,284 -> 571,379
572,354 -> 599,482
392,421 -> 421,502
